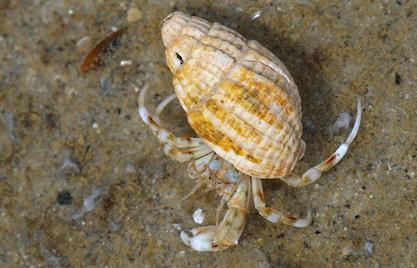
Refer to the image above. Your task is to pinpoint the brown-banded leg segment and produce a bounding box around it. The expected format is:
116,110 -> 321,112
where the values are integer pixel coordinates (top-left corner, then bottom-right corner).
251,177 -> 312,227
181,177 -> 250,251
138,85 -> 212,162
187,152 -> 214,179
281,98 -> 362,187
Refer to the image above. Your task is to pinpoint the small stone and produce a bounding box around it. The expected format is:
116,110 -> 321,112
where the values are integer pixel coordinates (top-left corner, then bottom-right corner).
363,240 -> 375,256
192,208 -> 205,224
251,10 -> 262,20
57,191 -> 73,205
171,223 -> 182,231
395,72 -> 401,85
127,7 -> 142,22
341,245 -> 354,258
120,60 -> 132,66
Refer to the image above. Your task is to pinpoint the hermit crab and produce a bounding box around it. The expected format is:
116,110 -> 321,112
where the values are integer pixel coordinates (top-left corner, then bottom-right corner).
138,11 -> 362,251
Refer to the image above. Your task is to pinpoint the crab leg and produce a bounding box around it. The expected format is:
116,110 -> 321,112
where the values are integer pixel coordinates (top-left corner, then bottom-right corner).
180,178 -> 250,251
155,93 -> 176,115
138,85 -> 212,162
281,98 -> 362,187
251,178 -> 312,227
162,143 -> 212,162
187,153 -> 214,179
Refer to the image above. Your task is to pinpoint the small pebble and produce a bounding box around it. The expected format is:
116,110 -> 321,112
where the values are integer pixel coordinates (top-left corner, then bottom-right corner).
395,72 -> 401,85
341,245 -> 354,258
192,208 -> 205,224
120,60 -> 132,66
251,10 -> 262,20
363,240 -> 375,256
57,191 -> 73,205
172,223 -> 182,231
127,7 -> 143,22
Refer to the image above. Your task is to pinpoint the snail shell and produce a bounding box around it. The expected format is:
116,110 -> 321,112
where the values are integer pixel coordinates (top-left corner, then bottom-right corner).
161,12 -> 305,178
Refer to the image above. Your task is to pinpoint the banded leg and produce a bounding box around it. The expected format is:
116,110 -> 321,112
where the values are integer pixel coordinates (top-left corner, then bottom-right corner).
282,98 -> 362,187
138,85 -> 212,162
187,153 -> 214,179
251,178 -> 312,227
181,178 -> 250,251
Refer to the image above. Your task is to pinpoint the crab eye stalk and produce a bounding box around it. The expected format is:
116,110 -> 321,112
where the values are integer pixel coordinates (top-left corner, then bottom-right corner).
176,52 -> 184,64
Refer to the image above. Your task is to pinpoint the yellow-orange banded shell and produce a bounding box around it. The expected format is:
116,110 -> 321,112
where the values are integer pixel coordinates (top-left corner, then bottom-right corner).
161,12 -> 305,178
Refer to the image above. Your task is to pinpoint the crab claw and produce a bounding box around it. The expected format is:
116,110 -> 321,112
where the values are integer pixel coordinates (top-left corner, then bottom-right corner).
181,180 -> 249,252
180,226 -> 222,252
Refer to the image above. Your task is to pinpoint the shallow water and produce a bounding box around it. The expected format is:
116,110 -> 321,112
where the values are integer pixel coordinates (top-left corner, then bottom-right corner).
0,1 -> 416,267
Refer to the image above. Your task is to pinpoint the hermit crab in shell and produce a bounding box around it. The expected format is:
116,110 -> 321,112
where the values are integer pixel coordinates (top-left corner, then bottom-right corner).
138,11 -> 362,251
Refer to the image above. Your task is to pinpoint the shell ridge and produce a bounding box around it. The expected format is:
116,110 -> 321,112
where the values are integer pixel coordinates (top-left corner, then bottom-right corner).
238,58 -> 298,107
223,67 -> 291,137
188,40 -> 235,76
247,40 -> 297,86
187,108 -> 263,173
242,47 -> 293,85
202,100 -> 261,154
217,79 -> 288,144
187,16 -> 211,28
237,52 -> 300,110
207,95 -> 266,152
268,122 -> 299,177
209,23 -> 247,49
227,63 -> 296,116
200,35 -> 243,60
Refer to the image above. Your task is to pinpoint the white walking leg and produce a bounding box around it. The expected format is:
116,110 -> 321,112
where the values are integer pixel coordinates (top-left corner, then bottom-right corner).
282,98 -> 362,187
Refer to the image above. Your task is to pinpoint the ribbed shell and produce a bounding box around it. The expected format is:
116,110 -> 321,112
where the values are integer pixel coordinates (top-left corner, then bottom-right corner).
161,12 -> 305,178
